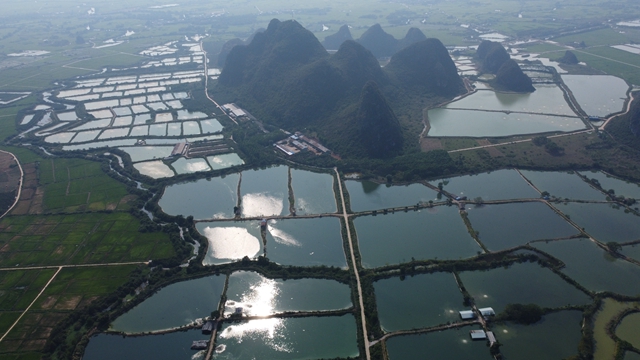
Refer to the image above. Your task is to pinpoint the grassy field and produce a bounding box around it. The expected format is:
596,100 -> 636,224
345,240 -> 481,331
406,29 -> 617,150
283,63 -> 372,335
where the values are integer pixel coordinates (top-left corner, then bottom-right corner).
0,213 -> 175,267
572,48 -> 640,85
0,265 -> 141,355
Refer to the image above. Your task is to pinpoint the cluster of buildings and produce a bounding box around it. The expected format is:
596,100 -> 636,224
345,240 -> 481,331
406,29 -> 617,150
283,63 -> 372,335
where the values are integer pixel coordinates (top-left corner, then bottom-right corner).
274,132 -> 331,156
222,103 -> 250,121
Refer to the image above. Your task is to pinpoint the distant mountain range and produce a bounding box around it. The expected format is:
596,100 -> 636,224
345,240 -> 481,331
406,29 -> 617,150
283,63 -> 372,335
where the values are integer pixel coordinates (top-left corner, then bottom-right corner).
214,19 -> 464,158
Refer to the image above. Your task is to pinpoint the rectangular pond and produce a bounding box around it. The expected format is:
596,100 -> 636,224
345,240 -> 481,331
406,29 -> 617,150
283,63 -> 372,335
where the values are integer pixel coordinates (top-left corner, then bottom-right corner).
533,239 -> 640,296
447,85 -> 577,116
225,271 -> 351,315
426,109 -> 585,137
290,169 -> 336,215
579,171 -> 640,200
118,146 -> 174,163
562,75 -> 629,117
494,311 -> 583,360
459,262 -> 591,313
345,181 -> 438,212
215,315 -> 358,360
519,170 -> 606,201
160,175 -> 239,220
172,158 -> 211,174
554,202 -> 640,244
197,221 -> 263,265
431,169 -> 539,201
386,326 -> 493,360
466,202 -> 578,250
240,166 -> 289,217
110,275 -> 226,333
265,218 -> 347,268
374,272 -> 463,331
83,330 -> 209,360
206,153 -> 244,171
355,208 -> 481,268
200,119 -> 223,134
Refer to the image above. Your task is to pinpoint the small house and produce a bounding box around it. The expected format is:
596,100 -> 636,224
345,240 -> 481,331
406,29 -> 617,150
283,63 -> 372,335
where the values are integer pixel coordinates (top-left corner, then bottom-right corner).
202,320 -> 214,334
470,330 -> 487,340
459,310 -> 476,320
479,307 -> 495,317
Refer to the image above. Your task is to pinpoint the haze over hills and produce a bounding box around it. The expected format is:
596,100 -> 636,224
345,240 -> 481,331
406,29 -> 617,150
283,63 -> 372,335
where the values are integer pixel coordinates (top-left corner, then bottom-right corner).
216,19 -> 464,158
322,25 -> 354,50
323,23 -> 428,58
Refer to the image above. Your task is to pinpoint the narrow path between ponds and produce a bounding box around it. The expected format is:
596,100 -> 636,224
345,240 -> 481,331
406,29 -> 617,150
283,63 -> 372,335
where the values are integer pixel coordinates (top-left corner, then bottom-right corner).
335,167 -> 371,360
201,41 -> 237,125
0,266 -> 62,343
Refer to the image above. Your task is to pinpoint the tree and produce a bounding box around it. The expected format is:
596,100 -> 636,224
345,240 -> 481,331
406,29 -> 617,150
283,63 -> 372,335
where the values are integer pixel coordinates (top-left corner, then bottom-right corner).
499,303 -> 543,324
606,241 -> 621,253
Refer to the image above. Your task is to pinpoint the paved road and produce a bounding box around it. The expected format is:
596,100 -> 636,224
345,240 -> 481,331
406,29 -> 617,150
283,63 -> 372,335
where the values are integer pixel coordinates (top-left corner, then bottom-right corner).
201,41 -> 237,125
0,261 -> 149,272
335,168 -> 371,360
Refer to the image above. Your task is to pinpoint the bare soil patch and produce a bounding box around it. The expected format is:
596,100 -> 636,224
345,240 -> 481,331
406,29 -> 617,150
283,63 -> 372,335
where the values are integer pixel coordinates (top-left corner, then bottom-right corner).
420,138 -> 444,151
54,296 -> 82,310
39,296 -> 58,310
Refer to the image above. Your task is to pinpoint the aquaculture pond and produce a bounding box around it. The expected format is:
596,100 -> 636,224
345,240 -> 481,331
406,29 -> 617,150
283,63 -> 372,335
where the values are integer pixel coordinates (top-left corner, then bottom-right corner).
224,271 -> 351,315
160,174 -> 239,220
431,169 -> 539,201
63,139 -> 135,151
554,202 -> 640,244
625,352 -> 640,360
561,75 -> 629,117
385,326 -> 493,360
110,275 -> 226,333
172,158 -> 211,174
355,208 -> 481,268
118,146 -> 174,163
533,239 -> 640,296
133,160 -> 175,179
265,218 -> 347,268
579,171 -> 640,199
83,330 -> 209,360
206,153 -> 244,170
345,181 -> 438,212
494,311 -> 583,360
446,85 -> 576,116
616,312 -> 640,349
290,169 -> 337,215
621,244 -> 640,263
197,220 -> 263,265
466,202 -> 578,250
374,272 -> 463,331
70,130 -> 100,143
426,109 -> 585,137
240,166 -> 289,217
214,315 -> 358,360
459,262 -> 591,313
519,170 -> 606,200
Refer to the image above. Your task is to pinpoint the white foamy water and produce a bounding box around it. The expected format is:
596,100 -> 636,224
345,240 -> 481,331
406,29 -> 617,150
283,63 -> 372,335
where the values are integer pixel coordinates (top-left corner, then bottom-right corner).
203,227 -> 261,260
242,193 -> 284,217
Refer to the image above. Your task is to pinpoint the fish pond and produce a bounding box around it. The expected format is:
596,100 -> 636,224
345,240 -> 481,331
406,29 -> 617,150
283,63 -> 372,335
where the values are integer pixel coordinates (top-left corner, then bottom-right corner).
519,170 -> 606,200
345,181 -> 438,212
431,169 -> 539,201
197,221 -> 263,265
224,271 -> 351,315
290,169 -> 337,215
355,208 -> 481,268
265,218 -> 347,267
554,202 -> 640,244
160,174 -> 239,220
374,272 -> 463,331
561,75 -> 629,117
385,326 -> 493,360
110,275 -> 226,333
459,262 -> 591,313
214,315 -> 358,360
240,166 -> 289,217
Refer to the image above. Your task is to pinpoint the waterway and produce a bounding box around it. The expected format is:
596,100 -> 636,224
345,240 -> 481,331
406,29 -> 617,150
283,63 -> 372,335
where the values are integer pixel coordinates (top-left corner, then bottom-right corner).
110,275 -> 226,333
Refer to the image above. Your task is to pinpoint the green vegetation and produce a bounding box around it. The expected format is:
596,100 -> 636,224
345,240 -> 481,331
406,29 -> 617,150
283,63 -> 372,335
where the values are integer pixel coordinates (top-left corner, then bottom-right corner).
497,303 -> 545,324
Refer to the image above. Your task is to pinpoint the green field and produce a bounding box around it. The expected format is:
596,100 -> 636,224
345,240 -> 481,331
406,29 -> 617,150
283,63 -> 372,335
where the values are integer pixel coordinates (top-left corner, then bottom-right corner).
0,213 -> 175,267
